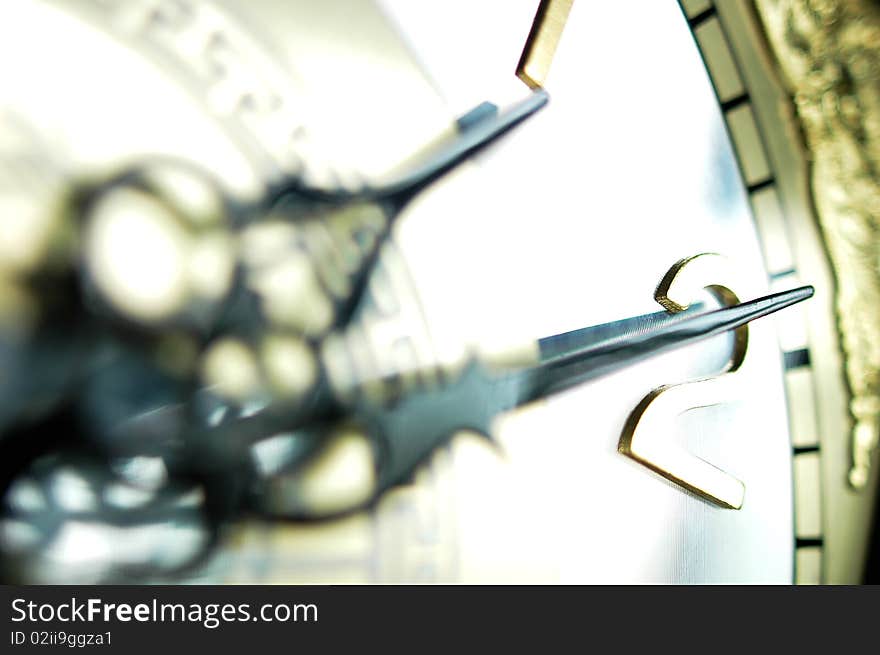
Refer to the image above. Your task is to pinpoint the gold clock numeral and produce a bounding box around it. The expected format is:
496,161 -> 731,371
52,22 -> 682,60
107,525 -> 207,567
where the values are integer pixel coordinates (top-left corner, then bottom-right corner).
618,253 -> 751,509
516,0 -> 574,89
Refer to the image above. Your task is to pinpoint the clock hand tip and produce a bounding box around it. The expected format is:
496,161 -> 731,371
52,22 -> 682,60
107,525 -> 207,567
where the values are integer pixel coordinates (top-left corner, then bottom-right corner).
710,283 -> 814,333
767,283 -> 814,308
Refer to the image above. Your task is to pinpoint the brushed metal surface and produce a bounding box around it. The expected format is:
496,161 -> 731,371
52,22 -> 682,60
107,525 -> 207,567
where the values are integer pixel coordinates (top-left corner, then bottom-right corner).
208,0 -> 795,583
374,0 -> 793,583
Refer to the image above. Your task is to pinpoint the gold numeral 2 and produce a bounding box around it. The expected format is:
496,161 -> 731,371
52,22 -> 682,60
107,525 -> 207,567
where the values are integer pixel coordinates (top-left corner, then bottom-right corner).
618,253 -> 752,509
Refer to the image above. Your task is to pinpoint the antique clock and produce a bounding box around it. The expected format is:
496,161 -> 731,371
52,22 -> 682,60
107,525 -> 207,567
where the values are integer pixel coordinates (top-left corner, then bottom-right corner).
0,0 -> 876,584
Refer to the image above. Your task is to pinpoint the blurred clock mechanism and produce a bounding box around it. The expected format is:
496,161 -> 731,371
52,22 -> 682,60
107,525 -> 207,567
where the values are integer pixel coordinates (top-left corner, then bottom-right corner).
1,0 -> 879,584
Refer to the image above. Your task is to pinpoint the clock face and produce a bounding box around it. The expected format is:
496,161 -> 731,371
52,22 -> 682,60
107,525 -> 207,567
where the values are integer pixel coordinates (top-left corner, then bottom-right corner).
0,0 -> 866,584
297,0 -> 794,584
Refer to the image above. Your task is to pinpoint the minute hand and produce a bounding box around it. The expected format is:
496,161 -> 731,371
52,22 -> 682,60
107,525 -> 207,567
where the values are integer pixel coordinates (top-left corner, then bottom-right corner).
365,285 -> 814,490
